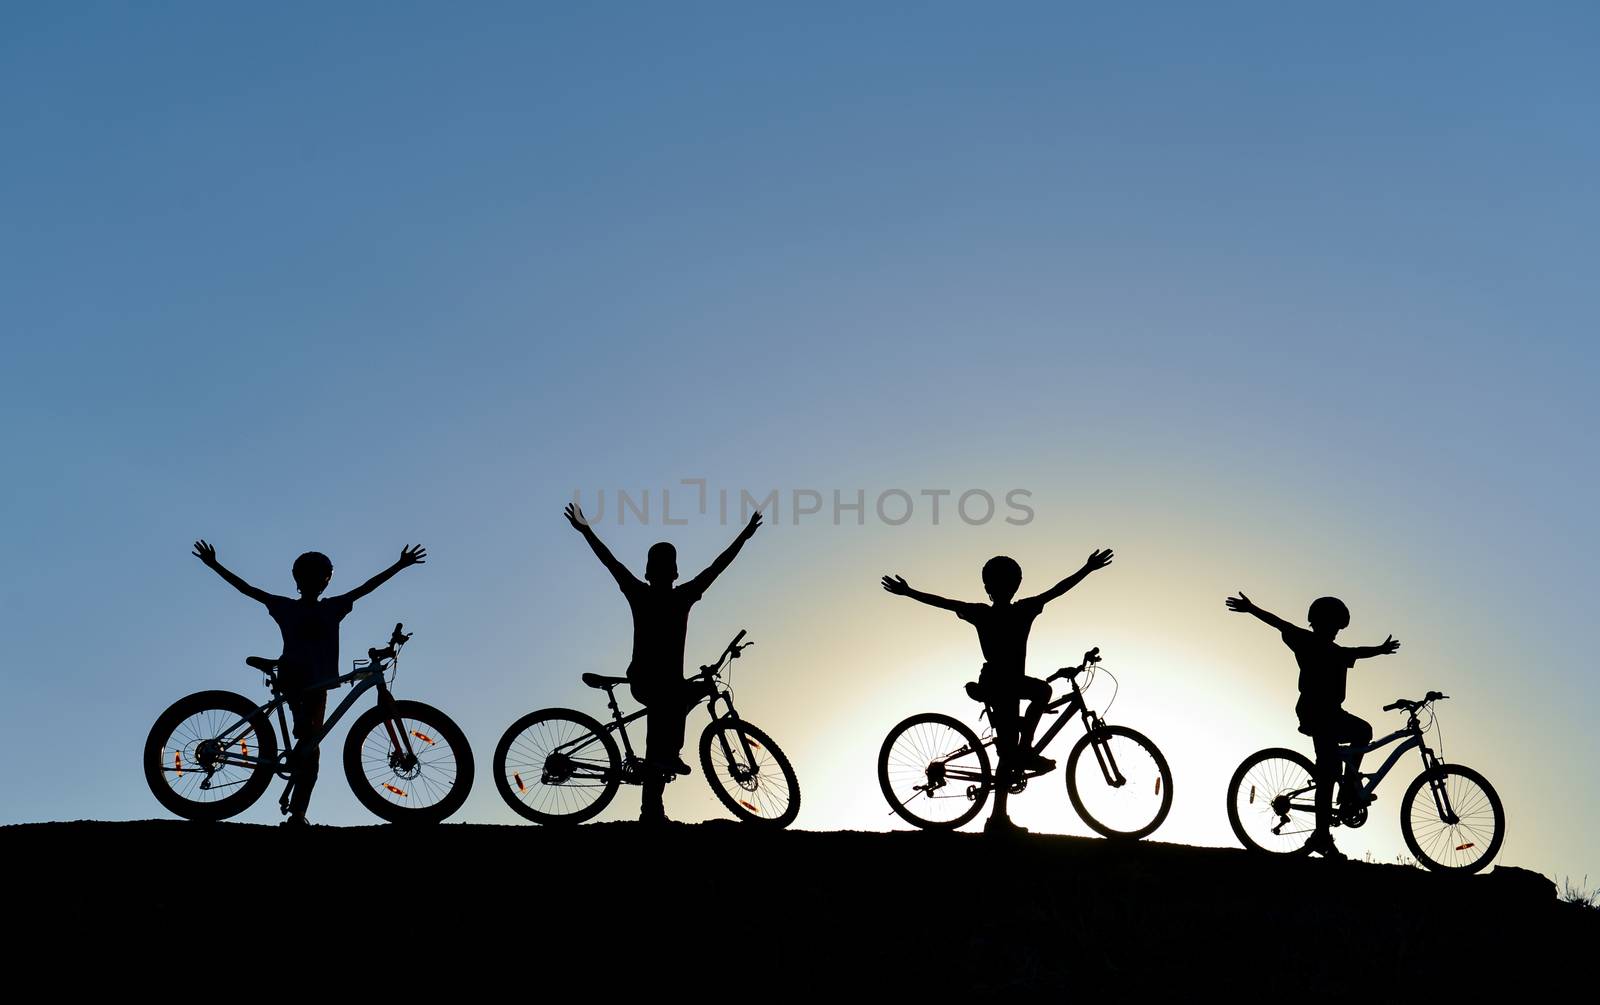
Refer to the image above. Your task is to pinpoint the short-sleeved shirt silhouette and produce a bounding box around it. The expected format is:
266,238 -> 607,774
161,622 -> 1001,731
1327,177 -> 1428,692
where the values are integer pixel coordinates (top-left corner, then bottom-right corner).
619,574 -> 713,696
956,597 -> 1047,687
264,594 -> 355,690
1281,626 -> 1357,725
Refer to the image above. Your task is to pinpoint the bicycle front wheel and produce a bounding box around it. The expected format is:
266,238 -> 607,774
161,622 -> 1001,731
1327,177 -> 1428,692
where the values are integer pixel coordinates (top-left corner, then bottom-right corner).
699,719 -> 800,827
144,690 -> 278,821
343,699 -> 474,824
493,708 -> 620,825
1065,725 -> 1173,840
1400,764 -> 1504,874
1227,747 -> 1318,855
878,713 -> 993,830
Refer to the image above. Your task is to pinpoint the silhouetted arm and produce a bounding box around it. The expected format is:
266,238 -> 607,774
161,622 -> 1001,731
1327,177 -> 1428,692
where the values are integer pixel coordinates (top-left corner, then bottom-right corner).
1346,636 -> 1402,660
880,575 -> 968,613
192,540 -> 273,605
341,545 -> 427,604
565,504 -> 638,590
1225,592 -> 1298,633
1028,548 -> 1114,607
684,511 -> 763,596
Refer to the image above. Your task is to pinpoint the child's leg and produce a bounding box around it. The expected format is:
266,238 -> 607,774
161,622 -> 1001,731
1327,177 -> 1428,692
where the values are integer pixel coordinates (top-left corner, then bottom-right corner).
1311,733 -> 1340,835
1016,677 -> 1053,757
987,701 -> 1018,823
287,690 -> 327,819
642,702 -> 687,819
1332,712 -> 1374,803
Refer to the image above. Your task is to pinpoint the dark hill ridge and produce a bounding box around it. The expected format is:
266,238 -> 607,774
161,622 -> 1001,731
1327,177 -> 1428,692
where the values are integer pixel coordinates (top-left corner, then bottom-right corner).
5,820 -> 1590,993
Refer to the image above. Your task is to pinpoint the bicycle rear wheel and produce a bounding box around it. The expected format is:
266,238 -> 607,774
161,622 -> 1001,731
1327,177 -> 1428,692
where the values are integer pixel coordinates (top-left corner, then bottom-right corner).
878,713 -> 993,830
1227,747 -> 1318,855
1400,764 -> 1504,874
343,699 -> 474,824
493,709 -> 620,825
144,690 -> 278,821
1065,725 -> 1173,840
699,719 -> 800,827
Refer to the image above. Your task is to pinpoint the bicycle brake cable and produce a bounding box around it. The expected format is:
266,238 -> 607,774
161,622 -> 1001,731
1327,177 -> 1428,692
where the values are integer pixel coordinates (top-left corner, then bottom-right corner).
1099,665 -> 1120,718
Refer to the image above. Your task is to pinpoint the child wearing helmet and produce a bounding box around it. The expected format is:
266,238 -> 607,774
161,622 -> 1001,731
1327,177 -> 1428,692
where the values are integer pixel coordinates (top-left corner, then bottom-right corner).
882,547 -> 1114,836
1225,591 -> 1401,859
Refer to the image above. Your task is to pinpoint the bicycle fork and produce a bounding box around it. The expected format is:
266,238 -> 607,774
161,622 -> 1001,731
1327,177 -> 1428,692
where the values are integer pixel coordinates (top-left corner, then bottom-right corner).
374,685 -> 423,800
1418,746 -> 1461,826
1084,716 -> 1129,789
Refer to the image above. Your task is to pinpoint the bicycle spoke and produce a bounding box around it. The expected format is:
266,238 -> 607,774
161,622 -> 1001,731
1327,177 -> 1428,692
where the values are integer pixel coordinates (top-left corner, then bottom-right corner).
1231,751 -> 1318,854
358,714 -> 462,810
879,715 -> 990,828
1068,730 -> 1170,837
497,712 -> 617,822
701,721 -> 798,825
1406,770 -> 1501,870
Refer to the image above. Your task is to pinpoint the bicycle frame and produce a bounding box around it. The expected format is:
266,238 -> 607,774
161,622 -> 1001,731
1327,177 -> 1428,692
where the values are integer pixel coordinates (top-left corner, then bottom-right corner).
936,672 -> 1126,790
1280,716 -> 1459,822
541,644 -> 757,787
194,666 -> 419,787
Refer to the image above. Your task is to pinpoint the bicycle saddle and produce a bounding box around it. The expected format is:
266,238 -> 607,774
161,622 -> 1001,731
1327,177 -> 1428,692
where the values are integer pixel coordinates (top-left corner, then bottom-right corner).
964,681 -> 987,703
582,673 -> 629,690
245,656 -> 280,673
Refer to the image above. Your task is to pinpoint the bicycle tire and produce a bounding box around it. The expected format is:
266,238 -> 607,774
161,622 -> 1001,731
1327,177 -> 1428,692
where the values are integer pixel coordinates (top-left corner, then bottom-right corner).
1065,724 -> 1173,840
698,718 -> 800,828
1226,747 -> 1319,856
144,689 -> 278,821
493,708 -> 620,825
877,712 -> 993,830
343,699 -> 475,824
1400,763 -> 1504,874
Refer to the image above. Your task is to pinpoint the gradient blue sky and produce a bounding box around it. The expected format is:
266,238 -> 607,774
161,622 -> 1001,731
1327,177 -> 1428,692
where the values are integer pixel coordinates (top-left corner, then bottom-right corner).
3,4 -> 1596,881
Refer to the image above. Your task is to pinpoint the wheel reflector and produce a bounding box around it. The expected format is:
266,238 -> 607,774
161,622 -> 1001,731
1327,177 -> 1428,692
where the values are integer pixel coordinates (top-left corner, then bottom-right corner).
739,800 -> 760,814
1155,777 -> 1162,796
411,731 -> 436,746
1249,785 -> 1256,804
1456,842 -> 1475,851
383,783 -> 408,797
514,773 -> 527,793
174,752 -> 182,776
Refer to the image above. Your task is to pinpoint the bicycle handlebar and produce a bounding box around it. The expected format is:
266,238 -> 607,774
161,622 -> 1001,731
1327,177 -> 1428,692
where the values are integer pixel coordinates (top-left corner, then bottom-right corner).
1048,646 -> 1103,682
699,630 -> 753,674
364,624 -> 414,666
1383,690 -> 1449,713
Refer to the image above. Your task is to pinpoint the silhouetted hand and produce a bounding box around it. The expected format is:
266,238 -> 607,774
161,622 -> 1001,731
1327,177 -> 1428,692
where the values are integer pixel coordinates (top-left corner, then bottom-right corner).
1377,635 -> 1401,655
398,544 -> 427,568
192,540 -> 218,567
564,503 -> 592,531
739,510 -> 764,540
1225,592 -> 1255,614
1083,548 -> 1114,572
881,574 -> 911,596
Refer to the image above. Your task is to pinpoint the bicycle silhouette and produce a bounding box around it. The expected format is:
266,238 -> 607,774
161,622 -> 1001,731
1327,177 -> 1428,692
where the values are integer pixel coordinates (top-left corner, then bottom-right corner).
1227,690 -> 1505,872
143,623 -> 474,823
879,647 -> 1173,838
493,630 -> 801,827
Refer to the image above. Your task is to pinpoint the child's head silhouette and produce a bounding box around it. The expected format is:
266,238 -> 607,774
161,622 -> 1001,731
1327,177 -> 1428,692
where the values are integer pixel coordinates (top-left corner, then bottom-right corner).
1308,596 -> 1351,637
645,542 -> 678,587
292,552 -> 333,598
982,556 -> 1022,604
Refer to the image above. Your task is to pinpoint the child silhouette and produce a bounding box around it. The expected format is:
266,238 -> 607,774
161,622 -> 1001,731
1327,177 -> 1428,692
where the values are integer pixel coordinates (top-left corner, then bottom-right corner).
192,539 -> 427,825
882,548 -> 1113,835
565,503 -> 761,824
1226,591 -> 1400,859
